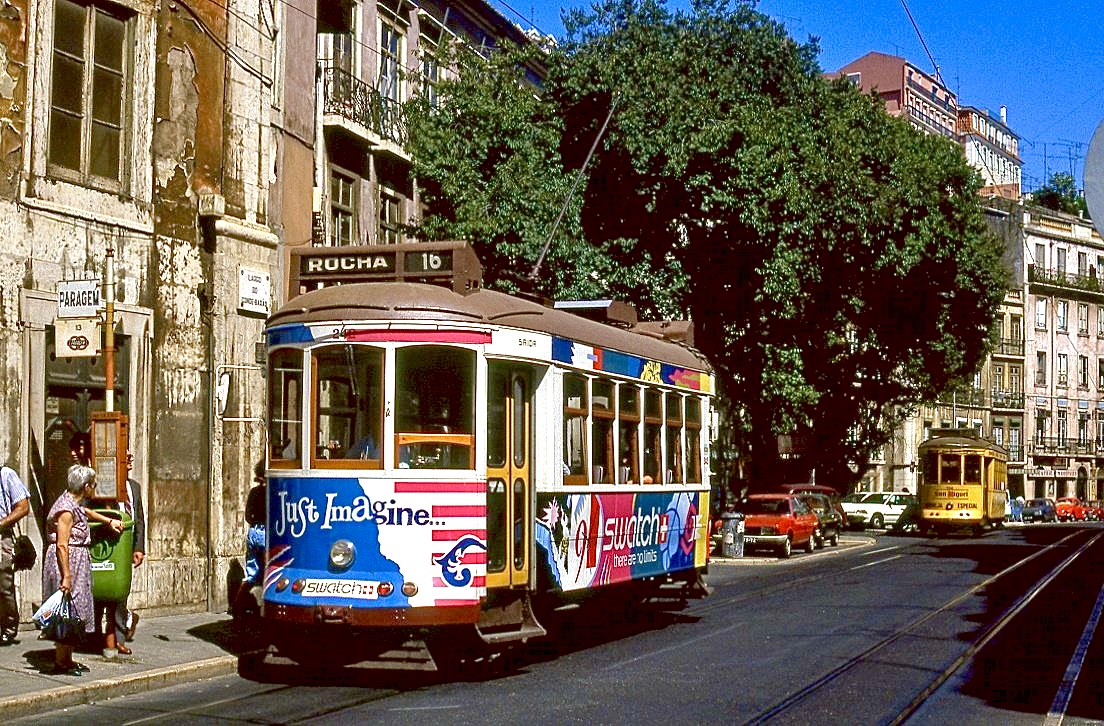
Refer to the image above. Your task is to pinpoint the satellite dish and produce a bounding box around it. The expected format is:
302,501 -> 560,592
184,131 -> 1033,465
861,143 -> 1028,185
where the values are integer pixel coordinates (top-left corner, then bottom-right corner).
1086,119 -> 1104,236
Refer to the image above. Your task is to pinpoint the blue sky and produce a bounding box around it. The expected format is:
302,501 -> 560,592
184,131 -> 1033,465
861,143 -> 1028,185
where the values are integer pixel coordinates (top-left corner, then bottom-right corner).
490,0 -> 1104,193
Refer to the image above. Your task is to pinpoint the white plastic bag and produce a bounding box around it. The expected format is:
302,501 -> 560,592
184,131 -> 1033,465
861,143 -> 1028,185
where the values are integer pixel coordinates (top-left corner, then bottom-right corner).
32,589 -> 65,629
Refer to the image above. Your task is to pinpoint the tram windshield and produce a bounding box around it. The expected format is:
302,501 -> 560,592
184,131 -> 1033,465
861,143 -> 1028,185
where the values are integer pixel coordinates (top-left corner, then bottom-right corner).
312,344 -> 383,466
395,345 -> 475,469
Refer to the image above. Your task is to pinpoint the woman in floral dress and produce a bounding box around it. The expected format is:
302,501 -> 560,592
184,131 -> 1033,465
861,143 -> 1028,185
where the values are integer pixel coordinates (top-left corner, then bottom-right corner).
42,465 -> 123,676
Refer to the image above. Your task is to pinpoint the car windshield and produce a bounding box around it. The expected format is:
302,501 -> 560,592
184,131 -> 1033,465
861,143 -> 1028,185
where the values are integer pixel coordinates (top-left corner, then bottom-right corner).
1027,499 -> 1048,507
842,493 -> 866,503
863,493 -> 891,504
740,499 -> 788,514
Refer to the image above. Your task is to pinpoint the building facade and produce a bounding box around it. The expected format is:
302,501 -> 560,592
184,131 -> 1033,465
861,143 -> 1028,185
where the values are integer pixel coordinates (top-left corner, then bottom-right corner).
0,0 -> 532,622
958,105 -> 1022,200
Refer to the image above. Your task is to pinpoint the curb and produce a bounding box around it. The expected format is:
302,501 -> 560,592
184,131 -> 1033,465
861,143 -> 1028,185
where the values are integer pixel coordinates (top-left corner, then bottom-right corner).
709,535 -> 877,566
0,654 -> 239,720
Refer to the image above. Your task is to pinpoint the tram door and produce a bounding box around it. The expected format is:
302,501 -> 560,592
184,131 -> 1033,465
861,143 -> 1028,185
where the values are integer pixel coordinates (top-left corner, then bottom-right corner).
486,364 -> 533,589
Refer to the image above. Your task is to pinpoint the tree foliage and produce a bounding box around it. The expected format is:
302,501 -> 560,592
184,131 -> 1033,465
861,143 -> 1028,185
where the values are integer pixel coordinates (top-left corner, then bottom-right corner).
1032,172 -> 1089,218
406,0 -> 1009,491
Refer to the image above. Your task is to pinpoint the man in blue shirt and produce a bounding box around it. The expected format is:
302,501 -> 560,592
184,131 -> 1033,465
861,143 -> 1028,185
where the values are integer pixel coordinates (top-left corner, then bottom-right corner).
0,465 -> 30,645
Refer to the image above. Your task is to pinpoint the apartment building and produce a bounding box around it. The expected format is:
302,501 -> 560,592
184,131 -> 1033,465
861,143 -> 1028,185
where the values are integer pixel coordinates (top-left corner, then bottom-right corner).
1023,207 -> 1104,502
833,52 -> 1022,201
959,105 -> 1022,200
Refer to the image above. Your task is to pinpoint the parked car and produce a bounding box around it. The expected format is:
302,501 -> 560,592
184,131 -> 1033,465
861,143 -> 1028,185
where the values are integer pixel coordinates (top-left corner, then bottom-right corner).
797,492 -> 842,547
737,494 -> 819,558
841,491 -> 916,530
1088,501 -> 1104,521
1021,498 -> 1057,523
1056,497 -> 1089,522
780,483 -> 849,530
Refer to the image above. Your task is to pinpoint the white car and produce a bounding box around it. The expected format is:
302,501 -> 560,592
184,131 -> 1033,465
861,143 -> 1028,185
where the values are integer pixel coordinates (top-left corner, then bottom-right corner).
841,492 -> 915,530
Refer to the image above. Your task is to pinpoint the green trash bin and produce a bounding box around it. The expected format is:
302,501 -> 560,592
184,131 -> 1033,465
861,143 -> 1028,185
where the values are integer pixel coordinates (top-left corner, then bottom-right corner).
90,509 -> 134,601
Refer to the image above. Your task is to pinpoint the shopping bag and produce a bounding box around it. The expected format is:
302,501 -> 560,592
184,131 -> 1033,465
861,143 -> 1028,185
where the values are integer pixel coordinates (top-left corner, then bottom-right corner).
41,592 -> 82,642
32,589 -> 65,629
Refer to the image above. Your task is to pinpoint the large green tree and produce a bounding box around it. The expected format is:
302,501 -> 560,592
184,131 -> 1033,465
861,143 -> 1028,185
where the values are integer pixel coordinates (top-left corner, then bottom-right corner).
1032,171 -> 1089,218
406,0 -> 1009,491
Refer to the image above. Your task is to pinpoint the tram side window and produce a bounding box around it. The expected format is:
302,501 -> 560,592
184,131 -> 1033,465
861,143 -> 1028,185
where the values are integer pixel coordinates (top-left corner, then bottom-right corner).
311,345 -> 383,468
268,348 -> 303,464
563,373 -> 588,484
618,384 -> 640,484
395,346 -> 475,469
644,390 -> 662,484
922,452 -> 939,485
665,393 -> 683,484
591,379 -> 614,483
686,398 -> 702,483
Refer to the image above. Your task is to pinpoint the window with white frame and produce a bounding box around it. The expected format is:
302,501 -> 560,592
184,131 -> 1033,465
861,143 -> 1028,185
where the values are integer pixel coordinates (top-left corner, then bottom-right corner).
1079,355 -> 1089,388
378,15 -> 403,104
1057,301 -> 1068,331
1058,354 -> 1068,386
1079,252 -> 1088,277
1036,299 -> 1047,328
1057,248 -> 1067,277
49,0 -> 132,189
1079,303 -> 1089,335
1035,243 -> 1045,268
1036,352 -> 1046,385
1098,306 -> 1104,336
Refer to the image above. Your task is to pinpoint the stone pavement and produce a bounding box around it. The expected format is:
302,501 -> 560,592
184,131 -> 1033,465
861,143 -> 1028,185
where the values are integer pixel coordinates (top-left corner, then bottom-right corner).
0,611 -> 252,720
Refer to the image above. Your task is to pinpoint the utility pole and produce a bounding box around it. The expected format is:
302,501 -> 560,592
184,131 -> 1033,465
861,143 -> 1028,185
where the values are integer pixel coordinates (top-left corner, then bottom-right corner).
104,247 -> 116,412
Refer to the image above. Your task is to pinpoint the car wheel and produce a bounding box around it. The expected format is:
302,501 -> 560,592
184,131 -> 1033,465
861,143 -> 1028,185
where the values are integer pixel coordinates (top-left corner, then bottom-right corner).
870,513 -> 884,530
805,533 -> 816,553
829,530 -> 839,546
778,537 -> 791,559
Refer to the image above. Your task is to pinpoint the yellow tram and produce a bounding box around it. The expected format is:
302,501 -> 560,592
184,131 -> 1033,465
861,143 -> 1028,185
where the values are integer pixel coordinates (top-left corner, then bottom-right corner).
918,429 -> 1008,535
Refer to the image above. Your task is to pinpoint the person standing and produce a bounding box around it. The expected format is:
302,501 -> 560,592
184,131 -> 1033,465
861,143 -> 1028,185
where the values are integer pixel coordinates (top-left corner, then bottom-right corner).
94,452 -> 145,656
0,465 -> 30,645
232,461 -> 266,617
44,465 -> 124,675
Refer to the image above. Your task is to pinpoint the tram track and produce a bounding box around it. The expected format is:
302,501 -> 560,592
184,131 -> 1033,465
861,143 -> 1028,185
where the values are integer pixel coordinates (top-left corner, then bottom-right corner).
740,528 -> 1099,725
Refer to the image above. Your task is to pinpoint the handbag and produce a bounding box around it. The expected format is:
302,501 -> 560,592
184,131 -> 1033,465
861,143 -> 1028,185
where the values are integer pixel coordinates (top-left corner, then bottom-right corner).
40,591 -> 82,642
12,533 -> 35,571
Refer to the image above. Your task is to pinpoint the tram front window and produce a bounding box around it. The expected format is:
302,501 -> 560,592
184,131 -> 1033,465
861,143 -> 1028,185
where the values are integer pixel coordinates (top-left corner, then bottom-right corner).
395,346 -> 475,469
311,345 -> 383,468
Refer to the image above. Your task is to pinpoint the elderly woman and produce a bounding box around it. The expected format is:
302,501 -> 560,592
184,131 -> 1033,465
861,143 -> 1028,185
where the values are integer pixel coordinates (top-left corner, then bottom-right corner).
43,464 -> 124,676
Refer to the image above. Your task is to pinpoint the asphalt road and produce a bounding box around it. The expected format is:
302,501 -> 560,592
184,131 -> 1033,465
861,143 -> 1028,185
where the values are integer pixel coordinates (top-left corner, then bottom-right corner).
19,523 -> 1104,725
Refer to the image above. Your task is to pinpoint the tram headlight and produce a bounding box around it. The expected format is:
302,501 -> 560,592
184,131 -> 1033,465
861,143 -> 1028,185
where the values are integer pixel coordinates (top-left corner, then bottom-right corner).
378,581 -> 394,597
329,540 -> 356,570
401,582 -> 418,597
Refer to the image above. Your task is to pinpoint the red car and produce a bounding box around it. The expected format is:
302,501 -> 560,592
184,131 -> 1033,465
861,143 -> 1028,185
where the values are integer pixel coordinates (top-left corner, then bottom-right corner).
738,494 -> 819,558
1055,497 -> 1089,522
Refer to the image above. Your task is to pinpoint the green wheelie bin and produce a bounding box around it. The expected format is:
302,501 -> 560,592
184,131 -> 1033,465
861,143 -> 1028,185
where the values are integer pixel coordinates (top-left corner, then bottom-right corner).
90,509 -> 135,601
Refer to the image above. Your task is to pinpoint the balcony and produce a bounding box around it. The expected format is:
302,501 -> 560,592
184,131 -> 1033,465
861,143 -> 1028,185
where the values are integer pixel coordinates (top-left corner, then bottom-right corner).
994,338 -> 1024,357
1028,265 -> 1104,297
1032,438 -> 1095,456
1005,446 -> 1023,462
320,66 -> 407,149
990,389 -> 1025,410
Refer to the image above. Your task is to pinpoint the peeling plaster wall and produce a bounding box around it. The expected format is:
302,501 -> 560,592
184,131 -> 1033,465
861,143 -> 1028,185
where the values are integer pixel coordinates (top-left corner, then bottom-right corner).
0,0 -> 27,198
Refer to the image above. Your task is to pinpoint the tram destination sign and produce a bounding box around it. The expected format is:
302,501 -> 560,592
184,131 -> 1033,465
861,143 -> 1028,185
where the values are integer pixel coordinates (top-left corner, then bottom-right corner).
289,242 -> 482,295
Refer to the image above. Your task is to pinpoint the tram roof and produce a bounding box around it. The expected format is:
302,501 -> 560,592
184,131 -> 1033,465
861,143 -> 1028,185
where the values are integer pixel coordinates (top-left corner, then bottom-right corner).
919,433 -> 1007,454
268,282 -> 712,373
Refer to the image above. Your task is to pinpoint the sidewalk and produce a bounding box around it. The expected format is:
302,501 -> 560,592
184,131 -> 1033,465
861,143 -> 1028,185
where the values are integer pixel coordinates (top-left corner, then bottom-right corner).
0,611 -> 250,720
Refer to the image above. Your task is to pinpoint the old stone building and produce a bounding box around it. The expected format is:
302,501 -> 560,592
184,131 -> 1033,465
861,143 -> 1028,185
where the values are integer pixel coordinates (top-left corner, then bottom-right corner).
0,0 -> 533,619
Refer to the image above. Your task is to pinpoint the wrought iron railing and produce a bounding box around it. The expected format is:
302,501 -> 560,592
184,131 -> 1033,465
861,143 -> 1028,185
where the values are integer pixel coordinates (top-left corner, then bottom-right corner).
1028,264 -> 1104,295
990,389 -> 1025,409
996,338 -> 1024,356
320,66 -> 407,146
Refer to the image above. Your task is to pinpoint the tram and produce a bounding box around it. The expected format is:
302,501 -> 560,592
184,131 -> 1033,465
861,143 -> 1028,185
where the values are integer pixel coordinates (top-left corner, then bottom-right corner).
918,428 -> 1008,536
256,242 -> 715,669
